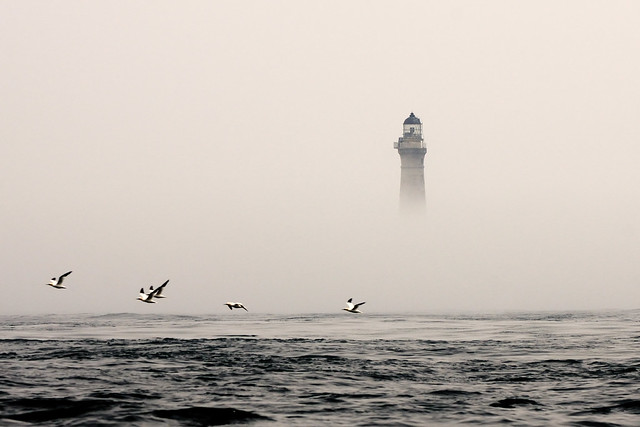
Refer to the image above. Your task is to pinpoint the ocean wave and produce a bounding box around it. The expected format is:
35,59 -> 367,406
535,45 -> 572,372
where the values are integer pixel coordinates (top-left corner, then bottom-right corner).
2,398 -> 115,423
1,312 -> 639,426
152,407 -> 271,425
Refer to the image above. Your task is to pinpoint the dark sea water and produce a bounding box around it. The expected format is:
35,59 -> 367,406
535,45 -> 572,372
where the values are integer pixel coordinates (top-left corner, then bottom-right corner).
1,311 -> 639,426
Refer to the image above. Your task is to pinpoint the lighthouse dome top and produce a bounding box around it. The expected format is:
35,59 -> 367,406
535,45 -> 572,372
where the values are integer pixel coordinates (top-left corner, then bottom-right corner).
403,112 -> 421,125
401,112 -> 423,139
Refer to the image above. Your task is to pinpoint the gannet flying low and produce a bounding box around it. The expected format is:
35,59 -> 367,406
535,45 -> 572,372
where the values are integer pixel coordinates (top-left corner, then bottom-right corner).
47,271 -> 72,289
342,298 -> 366,313
224,302 -> 248,311
137,280 -> 169,303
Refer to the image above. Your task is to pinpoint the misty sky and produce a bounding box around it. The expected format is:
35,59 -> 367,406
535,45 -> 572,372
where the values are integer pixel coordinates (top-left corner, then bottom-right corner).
2,1 -> 639,314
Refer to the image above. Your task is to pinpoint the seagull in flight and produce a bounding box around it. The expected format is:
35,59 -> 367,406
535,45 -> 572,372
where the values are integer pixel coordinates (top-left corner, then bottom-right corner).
47,271 -> 72,289
137,280 -> 169,303
342,298 -> 366,313
224,302 -> 248,311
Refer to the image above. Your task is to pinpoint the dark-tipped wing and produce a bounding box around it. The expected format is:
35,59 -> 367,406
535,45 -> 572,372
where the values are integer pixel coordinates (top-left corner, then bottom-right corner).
347,298 -> 353,303
150,280 -> 169,297
353,302 -> 366,310
58,271 -> 72,283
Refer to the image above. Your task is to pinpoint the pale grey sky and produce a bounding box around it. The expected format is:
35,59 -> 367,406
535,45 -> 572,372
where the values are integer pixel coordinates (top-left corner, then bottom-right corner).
2,1 -> 639,314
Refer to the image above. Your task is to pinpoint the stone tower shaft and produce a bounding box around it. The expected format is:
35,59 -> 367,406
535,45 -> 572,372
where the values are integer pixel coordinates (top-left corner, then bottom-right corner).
394,112 -> 427,212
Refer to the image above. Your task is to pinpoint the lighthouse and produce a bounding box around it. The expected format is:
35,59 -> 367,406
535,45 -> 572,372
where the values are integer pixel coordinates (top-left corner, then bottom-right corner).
394,112 -> 427,212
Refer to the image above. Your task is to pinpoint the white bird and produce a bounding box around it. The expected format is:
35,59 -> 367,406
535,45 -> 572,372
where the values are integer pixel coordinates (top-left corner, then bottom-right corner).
137,280 -> 169,304
342,298 -> 366,313
224,302 -> 248,311
47,271 -> 72,289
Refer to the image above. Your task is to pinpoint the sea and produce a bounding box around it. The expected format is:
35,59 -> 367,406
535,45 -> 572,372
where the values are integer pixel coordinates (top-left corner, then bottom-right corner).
1,311 -> 639,426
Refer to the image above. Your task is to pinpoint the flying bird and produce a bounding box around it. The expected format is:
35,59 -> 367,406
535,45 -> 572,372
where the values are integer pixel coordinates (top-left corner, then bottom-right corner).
137,280 -> 169,304
342,298 -> 366,313
47,271 -> 72,289
224,302 -> 248,311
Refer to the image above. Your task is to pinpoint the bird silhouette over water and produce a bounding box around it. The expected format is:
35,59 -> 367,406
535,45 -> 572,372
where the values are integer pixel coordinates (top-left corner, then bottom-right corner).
47,271 -> 72,289
342,298 -> 366,313
137,280 -> 169,304
225,302 -> 248,311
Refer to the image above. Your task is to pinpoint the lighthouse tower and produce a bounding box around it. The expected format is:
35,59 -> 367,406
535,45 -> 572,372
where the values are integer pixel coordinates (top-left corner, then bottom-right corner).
394,112 -> 427,212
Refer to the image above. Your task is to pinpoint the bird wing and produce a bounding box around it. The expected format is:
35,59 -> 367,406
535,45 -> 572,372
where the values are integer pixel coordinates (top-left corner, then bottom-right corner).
241,304 -> 248,311
346,302 -> 354,310
353,302 -> 366,310
58,271 -> 72,284
149,280 -> 169,298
